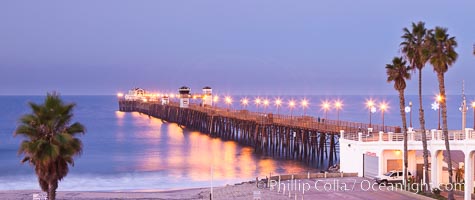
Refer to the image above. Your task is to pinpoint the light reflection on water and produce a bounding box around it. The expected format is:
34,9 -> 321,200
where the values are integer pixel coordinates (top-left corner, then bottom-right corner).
123,111 -> 316,187
0,96 -> 321,191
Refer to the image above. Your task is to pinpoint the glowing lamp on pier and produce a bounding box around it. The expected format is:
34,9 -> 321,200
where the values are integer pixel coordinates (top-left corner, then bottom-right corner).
321,101 -> 331,121
241,98 -> 249,109
275,98 -> 282,115
255,97 -> 262,112
263,99 -> 270,112
301,99 -> 309,116
117,92 -> 124,98
366,99 -> 376,128
225,96 -> 232,109
334,100 -> 343,127
289,100 -> 296,117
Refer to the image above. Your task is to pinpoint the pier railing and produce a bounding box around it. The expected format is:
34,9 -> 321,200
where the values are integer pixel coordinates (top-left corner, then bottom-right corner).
125,100 -> 399,134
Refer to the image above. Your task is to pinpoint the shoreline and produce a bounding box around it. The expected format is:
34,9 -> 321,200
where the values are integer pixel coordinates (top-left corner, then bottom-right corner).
0,187 -> 211,200
0,176 -> 435,200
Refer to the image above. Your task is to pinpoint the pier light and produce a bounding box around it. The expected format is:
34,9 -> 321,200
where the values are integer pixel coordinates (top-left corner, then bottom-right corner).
225,96 -> 232,109
366,99 -> 375,128
379,102 -> 388,132
263,99 -> 270,113
241,97 -> 249,106
225,96 -> 232,103
334,100 -> 343,110
301,99 -> 309,116
472,101 -> 475,129
366,99 -> 374,109
117,92 -> 124,98
289,100 -> 296,118
289,100 -> 296,108
275,98 -> 282,115
255,97 -> 262,112
334,100 -> 343,127
321,101 -> 331,121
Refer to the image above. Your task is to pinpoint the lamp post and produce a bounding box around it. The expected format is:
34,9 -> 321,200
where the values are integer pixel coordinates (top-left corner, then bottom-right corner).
380,103 -> 387,132
366,99 -> 375,128
289,100 -> 296,121
263,99 -> 269,113
241,98 -> 249,110
431,101 -> 440,130
405,104 -> 411,128
436,95 -> 442,130
255,97 -> 261,113
334,100 -> 343,128
409,101 -> 413,128
301,99 -> 309,116
321,101 -> 330,129
225,96 -> 232,110
275,98 -> 282,115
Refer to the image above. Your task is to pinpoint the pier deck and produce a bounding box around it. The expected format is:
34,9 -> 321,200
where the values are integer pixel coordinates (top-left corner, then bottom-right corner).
118,100 -> 399,168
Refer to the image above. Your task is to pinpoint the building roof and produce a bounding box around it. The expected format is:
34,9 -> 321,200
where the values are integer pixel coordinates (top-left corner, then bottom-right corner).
179,86 -> 190,90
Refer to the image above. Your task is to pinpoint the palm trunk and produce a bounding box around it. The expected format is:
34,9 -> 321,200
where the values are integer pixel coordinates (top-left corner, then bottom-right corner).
437,72 -> 454,200
399,89 -> 408,188
418,69 -> 430,193
48,180 -> 58,200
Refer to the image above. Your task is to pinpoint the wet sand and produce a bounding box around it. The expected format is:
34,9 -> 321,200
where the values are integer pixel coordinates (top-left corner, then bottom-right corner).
0,177 -> 434,200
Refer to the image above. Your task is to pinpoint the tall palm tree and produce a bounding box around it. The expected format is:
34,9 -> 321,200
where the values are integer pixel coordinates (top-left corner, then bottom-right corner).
400,21 -> 431,192
427,27 -> 458,200
14,93 -> 86,200
386,57 -> 411,187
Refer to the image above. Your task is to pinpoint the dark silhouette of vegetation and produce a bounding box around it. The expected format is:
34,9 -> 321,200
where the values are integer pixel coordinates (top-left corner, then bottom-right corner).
15,93 -> 86,200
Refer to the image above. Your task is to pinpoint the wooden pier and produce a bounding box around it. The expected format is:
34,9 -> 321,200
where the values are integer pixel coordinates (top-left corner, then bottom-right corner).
118,100 -> 399,168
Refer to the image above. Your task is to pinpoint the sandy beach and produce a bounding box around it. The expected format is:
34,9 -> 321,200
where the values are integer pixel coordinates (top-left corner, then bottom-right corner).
0,177 -> 436,200
0,188 -> 208,200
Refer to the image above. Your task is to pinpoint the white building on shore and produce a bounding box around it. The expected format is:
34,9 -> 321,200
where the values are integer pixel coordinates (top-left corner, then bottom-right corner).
340,128 -> 475,200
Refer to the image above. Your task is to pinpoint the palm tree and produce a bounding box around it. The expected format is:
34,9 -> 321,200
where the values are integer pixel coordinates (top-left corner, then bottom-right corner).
427,27 -> 458,200
14,93 -> 86,200
386,57 -> 411,187
400,21 -> 431,192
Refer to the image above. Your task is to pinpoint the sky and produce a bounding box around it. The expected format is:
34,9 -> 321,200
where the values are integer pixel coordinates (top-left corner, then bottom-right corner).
0,1 -> 474,95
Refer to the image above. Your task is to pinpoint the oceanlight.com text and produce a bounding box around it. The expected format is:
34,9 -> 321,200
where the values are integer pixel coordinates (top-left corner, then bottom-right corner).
257,178 -> 464,194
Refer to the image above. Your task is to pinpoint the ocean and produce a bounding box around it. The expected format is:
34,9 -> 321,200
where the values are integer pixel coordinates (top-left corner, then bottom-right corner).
0,95 -> 471,191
